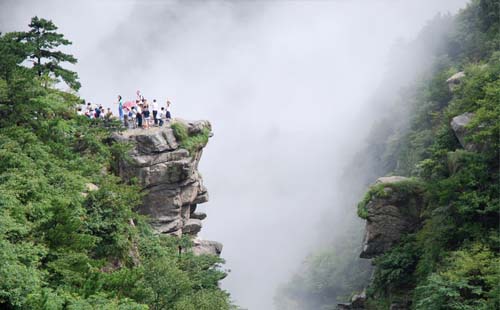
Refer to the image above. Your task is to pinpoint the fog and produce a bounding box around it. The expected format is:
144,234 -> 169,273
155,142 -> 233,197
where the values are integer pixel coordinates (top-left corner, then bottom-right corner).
0,0 -> 468,309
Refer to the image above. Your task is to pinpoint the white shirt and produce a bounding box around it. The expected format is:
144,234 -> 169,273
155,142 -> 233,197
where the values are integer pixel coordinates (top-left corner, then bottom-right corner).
150,102 -> 158,111
158,111 -> 165,119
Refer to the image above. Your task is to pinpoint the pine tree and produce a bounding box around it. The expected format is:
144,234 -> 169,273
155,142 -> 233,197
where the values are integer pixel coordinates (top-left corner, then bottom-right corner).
19,16 -> 81,90
0,32 -> 29,81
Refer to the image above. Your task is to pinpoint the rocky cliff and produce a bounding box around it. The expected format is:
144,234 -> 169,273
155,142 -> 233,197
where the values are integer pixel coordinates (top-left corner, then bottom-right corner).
112,120 -> 222,256
450,112 -> 483,152
359,176 -> 424,259
341,110 -> 479,310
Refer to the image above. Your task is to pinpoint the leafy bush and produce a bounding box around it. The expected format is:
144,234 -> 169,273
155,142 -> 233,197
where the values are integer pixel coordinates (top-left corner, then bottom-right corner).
414,243 -> 499,310
0,20 -> 233,310
370,236 -> 420,295
171,122 -> 210,155
357,179 -> 424,219
356,1 -> 499,308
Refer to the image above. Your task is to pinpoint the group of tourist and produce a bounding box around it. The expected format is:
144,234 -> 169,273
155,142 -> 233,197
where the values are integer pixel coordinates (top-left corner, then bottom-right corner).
117,91 -> 172,129
77,90 -> 173,130
77,103 -> 114,120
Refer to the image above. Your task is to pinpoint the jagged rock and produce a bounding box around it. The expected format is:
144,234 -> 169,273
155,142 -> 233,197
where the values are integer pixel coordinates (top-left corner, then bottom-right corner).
85,183 -> 99,191
192,239 -> 223,256
360,177 -> 423,259
191,212 -> 207,220
337,291 -> 366,309
100,258 -> 124,273
451,112 -> 479,151
81,183 -> 99,197
182,218 -> 202,235
128,127 -> 178,154
176,118 -> 212,135
351,291 -> 366,308
112,121 -> 217,240
193,186 -> 209,204
375,176 -> 408,184
446,71 -> 465,91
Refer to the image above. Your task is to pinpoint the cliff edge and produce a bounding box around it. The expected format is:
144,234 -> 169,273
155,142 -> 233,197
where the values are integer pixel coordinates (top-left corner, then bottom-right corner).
358,176 -> 424,259
112,119 -> 222,255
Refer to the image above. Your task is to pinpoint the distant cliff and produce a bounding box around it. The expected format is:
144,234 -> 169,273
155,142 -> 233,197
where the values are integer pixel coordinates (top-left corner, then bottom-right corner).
112,120 -> 222,256
341,22 -> 499,310
336,1 -> 500,308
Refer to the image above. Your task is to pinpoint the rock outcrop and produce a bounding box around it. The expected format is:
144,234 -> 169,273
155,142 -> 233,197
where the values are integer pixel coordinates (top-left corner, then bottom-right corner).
191,239 -> 223,256
451,112 -> 478,151
337,291 -> 367,310
112,120 -> 222,255
446,71 -> 465,91
81,182 -> 99,197
360,177 -> 424,259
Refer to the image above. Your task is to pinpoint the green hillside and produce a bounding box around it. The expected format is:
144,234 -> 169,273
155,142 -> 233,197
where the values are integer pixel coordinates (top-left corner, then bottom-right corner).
275,1 -> 499,309
364,0 -> 499,308
0,17 -> 232,310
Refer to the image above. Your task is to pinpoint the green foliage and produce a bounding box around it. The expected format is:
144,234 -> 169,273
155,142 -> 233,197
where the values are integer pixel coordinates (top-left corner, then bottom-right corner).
0,32 -> 29,81
84,176 -> 142,259
0,17 -> 232,310
370,237 -> 420,295
447,52 -> 500,158
450,0 -> 500,62
16,16 -> 80,90
414,244 -> 499,310
171,122 -> 211,155
357,183 -> 387,219
173,289 -> 232,310
357,1 -> 500,308
357,179 -> 424,219
109,139 -> 135,175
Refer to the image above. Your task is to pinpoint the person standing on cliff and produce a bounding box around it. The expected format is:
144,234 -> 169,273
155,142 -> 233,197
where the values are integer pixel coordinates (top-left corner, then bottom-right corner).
158,107 -> 165,127
136,102 -> 143,128
166,100 -> 172,121
151,99 -> 159,126
117,95 -> 124,122
123,107 -> 129,128
142,103 -> 151,129
131,106 -> 137,129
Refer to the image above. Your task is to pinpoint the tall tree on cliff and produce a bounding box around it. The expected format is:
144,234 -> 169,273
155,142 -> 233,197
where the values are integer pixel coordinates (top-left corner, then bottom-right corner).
18,16 -> 81,90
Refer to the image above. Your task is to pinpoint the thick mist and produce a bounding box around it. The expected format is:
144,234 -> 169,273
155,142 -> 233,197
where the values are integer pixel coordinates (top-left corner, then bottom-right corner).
0,1 -> 468,309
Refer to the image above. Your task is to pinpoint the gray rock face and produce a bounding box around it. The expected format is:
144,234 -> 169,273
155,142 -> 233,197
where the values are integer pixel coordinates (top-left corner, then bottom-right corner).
81,183 -> 99,197
182,219 -> 202,235
446,71 -> 465,91
337,291 -> 366,310
375,176 -> 409,184
451,112 -> 478,151
191,212 -> 207,220
360,177 -> 423,259
191,239 -> 223,256
390,303 -> 409,310
113,121 -> 220,252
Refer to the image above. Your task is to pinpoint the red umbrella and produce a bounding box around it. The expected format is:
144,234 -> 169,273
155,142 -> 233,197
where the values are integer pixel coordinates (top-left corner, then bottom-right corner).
123,101 -> 137,109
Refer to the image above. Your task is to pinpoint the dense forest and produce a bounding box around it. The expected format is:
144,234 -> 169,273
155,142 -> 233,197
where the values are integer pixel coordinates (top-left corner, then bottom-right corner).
275,0 -> 499,309
0,17 -> 234,309
0,1 -> 498,310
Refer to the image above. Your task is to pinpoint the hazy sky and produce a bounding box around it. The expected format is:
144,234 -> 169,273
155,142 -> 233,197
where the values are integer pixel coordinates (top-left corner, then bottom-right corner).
0,1 -> 469,309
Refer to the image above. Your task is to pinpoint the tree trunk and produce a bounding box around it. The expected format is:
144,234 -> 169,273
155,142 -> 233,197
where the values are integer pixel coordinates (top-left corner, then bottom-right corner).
37,56 -> 41,76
